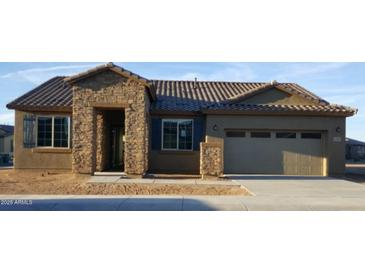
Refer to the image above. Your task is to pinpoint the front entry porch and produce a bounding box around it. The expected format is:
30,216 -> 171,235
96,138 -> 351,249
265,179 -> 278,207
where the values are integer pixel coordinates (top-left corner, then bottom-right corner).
70,69 -> 151,176
95,109 -> 125,173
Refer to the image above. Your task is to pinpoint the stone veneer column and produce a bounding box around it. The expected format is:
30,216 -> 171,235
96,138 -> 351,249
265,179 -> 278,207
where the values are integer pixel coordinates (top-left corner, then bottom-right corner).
123,93 -> 149,175
72,105 -> 96,174
200,141 -> 224,178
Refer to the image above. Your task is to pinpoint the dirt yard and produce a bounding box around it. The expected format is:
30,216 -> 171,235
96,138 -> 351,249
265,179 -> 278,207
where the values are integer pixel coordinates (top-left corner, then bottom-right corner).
0,169 -> 249,196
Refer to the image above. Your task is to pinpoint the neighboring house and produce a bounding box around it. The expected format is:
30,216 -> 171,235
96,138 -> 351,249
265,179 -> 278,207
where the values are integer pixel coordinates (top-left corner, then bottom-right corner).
0,125 -> 14,164
6,63 -> 357,177
346,138 -> 365,161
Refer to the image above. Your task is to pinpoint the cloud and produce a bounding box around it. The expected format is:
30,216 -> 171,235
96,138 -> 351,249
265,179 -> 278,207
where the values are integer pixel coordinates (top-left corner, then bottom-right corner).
356,114 -> 365,118
204,63 -> 257,82
170,63 -> 257,82
0,112 -> 14,125
273,63 -> 349,82
157,63 -> 348,83
317,85 -> 365,96
323,95 -> 361,106
315,84 -> 365,106
177,72 -> 200,80
0,63 -> 101,84
346,126 -> 365,141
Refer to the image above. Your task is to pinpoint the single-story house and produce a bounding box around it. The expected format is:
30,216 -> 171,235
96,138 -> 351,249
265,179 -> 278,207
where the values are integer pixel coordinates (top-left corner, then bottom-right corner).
0,124 -> 14,164
6,63 -> 357,177
346,138 -> 365,161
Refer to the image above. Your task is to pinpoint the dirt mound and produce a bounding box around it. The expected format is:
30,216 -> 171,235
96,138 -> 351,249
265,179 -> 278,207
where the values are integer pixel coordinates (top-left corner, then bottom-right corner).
0,170 -> 249,196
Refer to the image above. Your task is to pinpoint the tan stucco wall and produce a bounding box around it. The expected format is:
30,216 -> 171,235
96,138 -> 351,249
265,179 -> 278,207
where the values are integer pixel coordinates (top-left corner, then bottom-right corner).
242,88 -> 318,105
13,111 -> 72,170
206,115 -> 346,176
149,150 -> 200,174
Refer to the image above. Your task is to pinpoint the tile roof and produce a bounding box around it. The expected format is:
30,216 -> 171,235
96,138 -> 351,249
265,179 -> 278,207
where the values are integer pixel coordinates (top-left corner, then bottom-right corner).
0,125 -> 14,136
7,63 -> 154,112
6,65 -> 357,117
150,80 -> 330,112
7,76 -> 72,111
346,138 -> 365,146
150,80 -> 356,116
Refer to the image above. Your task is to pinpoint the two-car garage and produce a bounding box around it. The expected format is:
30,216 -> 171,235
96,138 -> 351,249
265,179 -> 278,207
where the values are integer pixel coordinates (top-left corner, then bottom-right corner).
224,130 -> 326,176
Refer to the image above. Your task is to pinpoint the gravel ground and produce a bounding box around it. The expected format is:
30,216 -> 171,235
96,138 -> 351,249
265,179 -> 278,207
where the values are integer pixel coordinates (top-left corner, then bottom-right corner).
0,169 -> 249,196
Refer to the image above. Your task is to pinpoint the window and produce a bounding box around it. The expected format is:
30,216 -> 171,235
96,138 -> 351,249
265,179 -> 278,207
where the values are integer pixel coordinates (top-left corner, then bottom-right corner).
54,117 -> 69,147
37,117 -> 52,146
276,132 -> 296,139
301,132 -> 322,139
162,119 -> 193,150
226,131 -> 246,138
37,116 -> 71,148
251,131 -> 271,138
178,120 -> 193,150
162,121 -> 178,149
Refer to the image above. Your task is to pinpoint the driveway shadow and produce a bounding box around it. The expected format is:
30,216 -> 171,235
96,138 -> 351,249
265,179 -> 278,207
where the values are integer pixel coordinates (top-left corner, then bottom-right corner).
225,175 -> 333,180
0,198 -> 220,211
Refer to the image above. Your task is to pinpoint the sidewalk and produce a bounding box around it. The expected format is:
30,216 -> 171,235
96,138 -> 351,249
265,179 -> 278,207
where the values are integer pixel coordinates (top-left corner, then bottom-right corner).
0,195 -> 246,211
2,177 -> 365,211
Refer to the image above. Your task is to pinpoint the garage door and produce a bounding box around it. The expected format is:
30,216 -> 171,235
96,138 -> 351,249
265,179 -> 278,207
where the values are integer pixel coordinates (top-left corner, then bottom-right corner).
224,130 -> 325,175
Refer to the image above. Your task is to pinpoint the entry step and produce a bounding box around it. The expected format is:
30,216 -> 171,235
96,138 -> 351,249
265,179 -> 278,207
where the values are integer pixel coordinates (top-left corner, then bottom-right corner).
94,172 -> 127,177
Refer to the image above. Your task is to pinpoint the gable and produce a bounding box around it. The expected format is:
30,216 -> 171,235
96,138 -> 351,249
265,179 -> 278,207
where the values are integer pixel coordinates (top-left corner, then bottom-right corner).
237,88 -> 319,105
65,63 -> 156,101
73,70 -> 129,91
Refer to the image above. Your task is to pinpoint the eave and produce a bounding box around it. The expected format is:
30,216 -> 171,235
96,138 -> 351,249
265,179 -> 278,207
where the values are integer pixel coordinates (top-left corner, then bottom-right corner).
7,104 -> 72,113
201,109 -> 356,117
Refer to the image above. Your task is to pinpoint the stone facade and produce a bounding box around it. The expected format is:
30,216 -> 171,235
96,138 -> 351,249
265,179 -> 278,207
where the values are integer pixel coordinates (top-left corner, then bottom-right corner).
72,70 -> 150,175
200,141 -> 224,178
95,111 -> 107,172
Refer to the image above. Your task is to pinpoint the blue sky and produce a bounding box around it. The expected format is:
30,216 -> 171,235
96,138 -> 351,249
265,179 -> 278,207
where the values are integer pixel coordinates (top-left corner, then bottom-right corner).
0,62 -> 364,140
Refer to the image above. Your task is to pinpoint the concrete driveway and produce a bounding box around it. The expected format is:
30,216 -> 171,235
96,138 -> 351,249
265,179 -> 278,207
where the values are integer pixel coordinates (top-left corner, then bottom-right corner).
1,176 -> 365,210
230,175 -> 365,210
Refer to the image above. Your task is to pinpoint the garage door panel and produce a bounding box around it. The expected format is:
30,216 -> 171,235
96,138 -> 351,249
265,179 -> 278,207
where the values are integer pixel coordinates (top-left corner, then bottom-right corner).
298,153 -> 310,175
283,151 -> 298,175
224,130 -> 324,176
224,138 -> 282,174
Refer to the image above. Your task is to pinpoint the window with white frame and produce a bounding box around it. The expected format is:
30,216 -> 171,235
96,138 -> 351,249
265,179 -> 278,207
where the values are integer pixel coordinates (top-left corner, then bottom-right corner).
162,119 -> 193,150
37,116 -> 71,148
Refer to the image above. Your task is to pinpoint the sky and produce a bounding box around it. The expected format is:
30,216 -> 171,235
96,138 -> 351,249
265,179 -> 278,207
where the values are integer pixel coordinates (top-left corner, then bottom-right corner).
0,62 -> 364,141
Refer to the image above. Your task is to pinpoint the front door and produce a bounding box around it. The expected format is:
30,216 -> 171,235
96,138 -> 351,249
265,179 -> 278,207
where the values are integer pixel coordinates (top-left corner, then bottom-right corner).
111,127 -> 124,170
